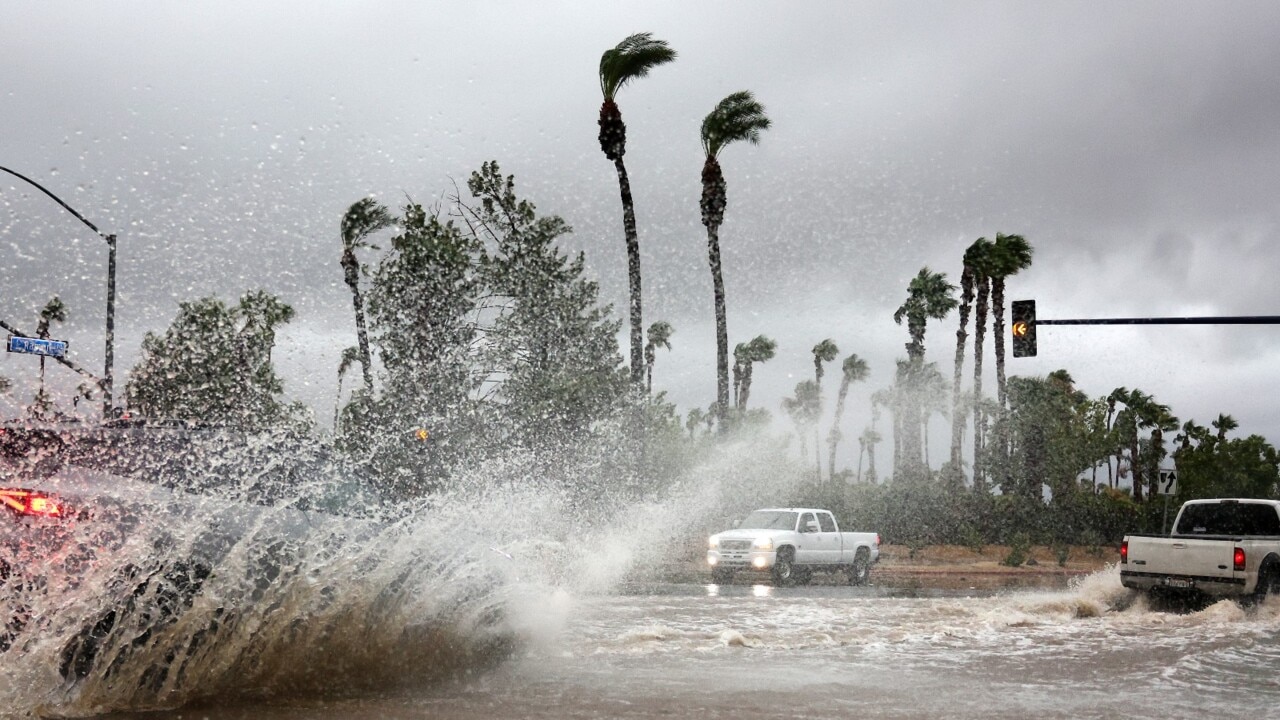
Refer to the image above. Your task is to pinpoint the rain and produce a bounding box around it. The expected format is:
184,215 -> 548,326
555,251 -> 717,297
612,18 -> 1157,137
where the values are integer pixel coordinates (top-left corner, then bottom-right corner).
5,3 -> 1280,718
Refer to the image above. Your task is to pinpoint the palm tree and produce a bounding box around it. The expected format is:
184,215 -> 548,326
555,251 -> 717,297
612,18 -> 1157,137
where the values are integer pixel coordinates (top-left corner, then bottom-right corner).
733,334 -> 777,410
35,296 -> 68,412
861,427 -> 883,484
700,91 -> 771,423
949,238 -> 990,475
988,233 -> 1034,410
644,321 -> 674,394
685,407 -> 706,439
334,345 -> 360,430
598,33 -> 677,388
339,198 -> 396,392
811,339 -> 839,481
1212,413 -> 1238,442
893,267 -> 958,476
782,380 -> 821,462
1104,386 -> 1129,488
968,239 -> 997,491
827,353 -> 870,480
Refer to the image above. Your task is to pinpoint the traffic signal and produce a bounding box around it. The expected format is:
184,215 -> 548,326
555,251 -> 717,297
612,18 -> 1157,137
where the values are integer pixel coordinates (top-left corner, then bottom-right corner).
1011,300 -> 1037,357
413,428 -> 430,442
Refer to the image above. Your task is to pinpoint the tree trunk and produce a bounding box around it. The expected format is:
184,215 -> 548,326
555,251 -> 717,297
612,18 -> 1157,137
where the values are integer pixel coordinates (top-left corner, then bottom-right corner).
950,267 -> 973,471
972,276 -> 990,491
827,379 -> 852,481
342,254 -> 374,393
706,224 -> 730,423
613,157 -> 645,388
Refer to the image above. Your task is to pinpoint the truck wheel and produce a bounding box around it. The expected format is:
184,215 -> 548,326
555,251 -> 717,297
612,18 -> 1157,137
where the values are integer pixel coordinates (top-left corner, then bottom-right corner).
1252,562 -> 1278,605
772,549 -> 796,586
711,567 -> 734,584
847,549 -> 871,586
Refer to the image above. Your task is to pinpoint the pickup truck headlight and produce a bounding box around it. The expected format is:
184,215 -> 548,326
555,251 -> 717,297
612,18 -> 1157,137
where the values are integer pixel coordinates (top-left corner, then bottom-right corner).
752,537 -> 773,550
709,535 -> 720,548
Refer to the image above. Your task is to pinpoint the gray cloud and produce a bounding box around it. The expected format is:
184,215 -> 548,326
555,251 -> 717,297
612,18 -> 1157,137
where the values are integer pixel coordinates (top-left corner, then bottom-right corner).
5,1 -> 1280,462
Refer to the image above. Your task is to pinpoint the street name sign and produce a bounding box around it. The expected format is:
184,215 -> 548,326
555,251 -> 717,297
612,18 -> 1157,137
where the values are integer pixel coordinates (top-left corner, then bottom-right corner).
6,336 -> 68,358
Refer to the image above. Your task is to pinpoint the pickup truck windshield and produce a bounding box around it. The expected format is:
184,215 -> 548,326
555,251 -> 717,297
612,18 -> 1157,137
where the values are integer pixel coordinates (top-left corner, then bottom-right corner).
740,511 -> 799,530
1175,503 -> 1280,536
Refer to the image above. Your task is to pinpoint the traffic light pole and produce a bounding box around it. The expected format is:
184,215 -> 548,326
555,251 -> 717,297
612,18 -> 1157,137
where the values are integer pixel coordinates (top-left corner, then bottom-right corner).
1037,315 -> 1280,326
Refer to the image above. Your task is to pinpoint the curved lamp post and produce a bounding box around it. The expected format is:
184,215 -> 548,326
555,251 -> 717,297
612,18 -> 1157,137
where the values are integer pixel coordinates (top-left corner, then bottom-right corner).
1,165 -> 117,418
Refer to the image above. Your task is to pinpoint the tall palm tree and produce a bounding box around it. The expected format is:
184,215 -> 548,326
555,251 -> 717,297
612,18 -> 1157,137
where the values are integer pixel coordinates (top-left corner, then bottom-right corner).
34,296 -> 68,412
339,198 -> 395,392
949,238 -> 990,475
988,233 -> 1034,410
968,239 -> 997,491
643,321 -> 674,395
811,339 -> 839,482
598,33 -> 677,388
893,267 -> 958,477
827,353 -> 870,480
1104,386 -> 1129,488
700,91 -> 771,423
782,380 -> 821,462
733,334 -> 777,410
334,345 -> 360,430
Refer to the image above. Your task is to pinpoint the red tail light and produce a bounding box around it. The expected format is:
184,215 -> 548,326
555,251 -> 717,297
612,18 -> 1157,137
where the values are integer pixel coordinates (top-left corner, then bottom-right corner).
1234,547 -> 1246,572
1120,540 -> 1128,564
875,534 -> 881,547
0,488 -> 65,518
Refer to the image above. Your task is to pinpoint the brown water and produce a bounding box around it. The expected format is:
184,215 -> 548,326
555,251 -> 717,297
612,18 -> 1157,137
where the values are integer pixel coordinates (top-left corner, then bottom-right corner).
75,569 -> 1280,720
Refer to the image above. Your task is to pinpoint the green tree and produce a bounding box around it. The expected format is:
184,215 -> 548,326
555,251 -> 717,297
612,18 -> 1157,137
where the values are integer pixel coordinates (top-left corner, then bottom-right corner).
339,198 -> 396,393
827,353 -> 870,480
732,334 -> 777,411
1173,431 -> 1279,501
699,91 -> 771,423
1213,413 -> 1239,442
598,32 -> 677,388
32,296 -> 68,418
464,161 -> 628,456
644,321 -> 674,395
988,233 -> 1034,410
126,292 -> 303,429
893,267 -> 957,478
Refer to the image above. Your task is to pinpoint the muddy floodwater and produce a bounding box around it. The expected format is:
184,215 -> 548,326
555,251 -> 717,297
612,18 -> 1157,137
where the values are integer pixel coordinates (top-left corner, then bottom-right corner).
64,569 -> 1280,720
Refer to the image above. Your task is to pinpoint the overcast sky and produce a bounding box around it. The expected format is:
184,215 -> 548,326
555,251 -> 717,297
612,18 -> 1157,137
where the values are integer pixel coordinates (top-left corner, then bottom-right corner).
5,1 -> 1280,475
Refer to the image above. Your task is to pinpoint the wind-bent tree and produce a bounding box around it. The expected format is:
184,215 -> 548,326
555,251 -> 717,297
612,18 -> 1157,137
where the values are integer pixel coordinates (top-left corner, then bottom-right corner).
598,32 -> 677,388
827,353 -> 870,480
733,334 -> 777,411
33,296 -> 68,416
699,91 -> 771,422
861,427 -> 882,484
893,267 -> 957,478
811,339 -> 839,481
988,233 -> 1034,410
644,321 -> 674,394
334,345 -> 360,430
949,238 -> 990,477
339,198 -> 396,392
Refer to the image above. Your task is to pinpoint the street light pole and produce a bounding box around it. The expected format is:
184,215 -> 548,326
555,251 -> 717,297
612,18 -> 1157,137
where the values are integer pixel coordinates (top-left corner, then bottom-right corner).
0,165 -> 118,418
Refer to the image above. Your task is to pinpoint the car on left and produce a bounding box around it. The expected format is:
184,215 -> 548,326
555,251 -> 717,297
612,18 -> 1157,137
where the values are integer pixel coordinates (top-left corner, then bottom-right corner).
0,419 -> 387,685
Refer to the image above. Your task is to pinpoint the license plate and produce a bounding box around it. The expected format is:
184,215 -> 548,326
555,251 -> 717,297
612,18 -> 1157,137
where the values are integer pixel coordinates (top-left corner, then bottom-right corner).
1165,578 -> 1193,589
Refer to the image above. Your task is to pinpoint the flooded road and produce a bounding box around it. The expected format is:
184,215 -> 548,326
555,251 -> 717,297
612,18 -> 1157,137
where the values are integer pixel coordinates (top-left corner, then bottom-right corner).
84,569 -> 1280,720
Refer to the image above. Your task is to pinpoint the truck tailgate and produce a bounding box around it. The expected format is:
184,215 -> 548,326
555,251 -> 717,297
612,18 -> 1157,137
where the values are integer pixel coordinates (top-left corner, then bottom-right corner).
1128,536 -> 1237,582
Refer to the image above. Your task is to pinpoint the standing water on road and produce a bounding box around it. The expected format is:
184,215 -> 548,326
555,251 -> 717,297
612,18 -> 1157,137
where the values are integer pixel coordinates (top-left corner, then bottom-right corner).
5,440 -> 1280,720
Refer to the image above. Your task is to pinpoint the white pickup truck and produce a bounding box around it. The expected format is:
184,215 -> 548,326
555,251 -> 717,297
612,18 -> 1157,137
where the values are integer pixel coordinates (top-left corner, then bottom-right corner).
1120,498 -> 1280,604
707,508 -> 879,585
